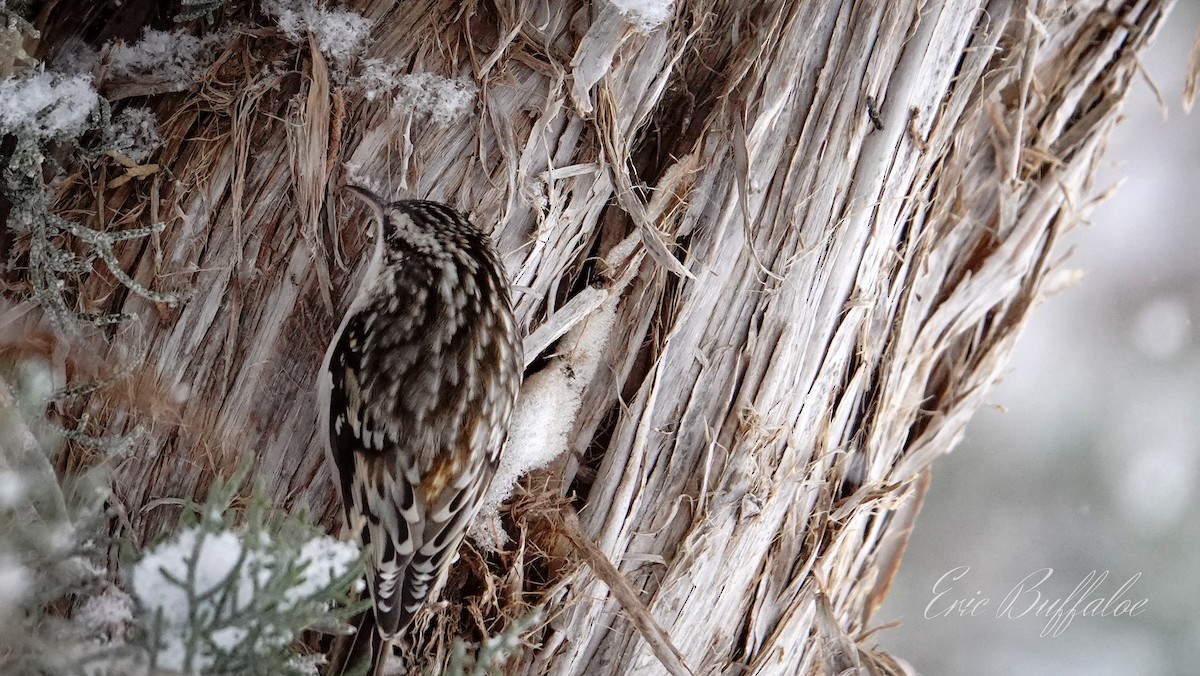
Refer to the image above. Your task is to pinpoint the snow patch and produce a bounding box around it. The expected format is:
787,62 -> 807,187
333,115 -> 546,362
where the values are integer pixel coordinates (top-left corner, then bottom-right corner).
110,28 -> 229,84
263,0 -> 373,67
355,61 -> 477,124
472,295 -> 619,549
356,58 -> 403,101
0,556 -> 28,613
130,526 -> 359,670
51,37 -> 100,76
132,528 -> 259,670
0,471 -> 24,507
608,0 -> 674,31
392,72 -> 477,125
285,537 -> 361,604
14,356 -> 56,406
74,585 -> 135,641
0,72 -> 98,138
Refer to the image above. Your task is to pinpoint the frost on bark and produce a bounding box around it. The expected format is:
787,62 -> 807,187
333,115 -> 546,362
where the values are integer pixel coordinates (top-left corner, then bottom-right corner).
21,0 -> 1168,674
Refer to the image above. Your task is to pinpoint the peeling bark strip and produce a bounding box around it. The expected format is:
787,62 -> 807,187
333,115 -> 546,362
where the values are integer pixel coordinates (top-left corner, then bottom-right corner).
37,0 -> 1168,673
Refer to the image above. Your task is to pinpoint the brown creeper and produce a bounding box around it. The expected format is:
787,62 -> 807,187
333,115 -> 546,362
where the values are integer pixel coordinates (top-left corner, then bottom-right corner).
319,187 -> 522,672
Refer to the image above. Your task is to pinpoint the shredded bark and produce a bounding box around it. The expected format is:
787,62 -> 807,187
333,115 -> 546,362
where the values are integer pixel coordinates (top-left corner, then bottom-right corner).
19,0 -> 1172,674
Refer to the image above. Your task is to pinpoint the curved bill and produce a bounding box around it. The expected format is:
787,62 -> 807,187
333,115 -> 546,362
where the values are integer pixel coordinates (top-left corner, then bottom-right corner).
341,184 -> 387,227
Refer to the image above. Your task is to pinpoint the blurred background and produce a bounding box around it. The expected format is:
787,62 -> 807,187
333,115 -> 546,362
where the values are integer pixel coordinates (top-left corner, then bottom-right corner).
877,3 -> 1200,674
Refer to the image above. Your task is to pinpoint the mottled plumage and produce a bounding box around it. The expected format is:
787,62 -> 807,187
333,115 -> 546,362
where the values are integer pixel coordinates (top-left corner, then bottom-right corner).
319,188 -> 521,673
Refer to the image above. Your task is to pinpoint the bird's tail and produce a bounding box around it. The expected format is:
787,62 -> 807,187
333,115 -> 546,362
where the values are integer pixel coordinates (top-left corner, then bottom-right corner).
369,636 -> 395,676
324,604 -> 386,676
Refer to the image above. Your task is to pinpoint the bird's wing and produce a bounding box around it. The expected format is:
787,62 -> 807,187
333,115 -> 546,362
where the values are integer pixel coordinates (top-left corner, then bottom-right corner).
323,311 -> 369,516
326,311 -> 500,638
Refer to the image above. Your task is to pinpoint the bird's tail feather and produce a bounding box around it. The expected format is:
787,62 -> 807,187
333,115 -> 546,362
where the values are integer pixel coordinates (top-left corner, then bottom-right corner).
324,605 -> 377,676
369,636 -> 394,676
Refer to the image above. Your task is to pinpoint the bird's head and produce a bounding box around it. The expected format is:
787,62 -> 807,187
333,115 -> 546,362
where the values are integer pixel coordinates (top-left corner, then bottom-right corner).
341,185 -> 486,266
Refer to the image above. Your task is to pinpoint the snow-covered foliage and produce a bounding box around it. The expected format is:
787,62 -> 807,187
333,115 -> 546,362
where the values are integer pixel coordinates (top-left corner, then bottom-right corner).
0,412 -> 366,676
130,479 -> 364,674
1,350 -> 362,674
4,115 -> 174,332
0,71 -> 98,138
0,361 -> 115,674
109,107 -> 163,164
1,29 -> 174,334
174,0 -> 232,23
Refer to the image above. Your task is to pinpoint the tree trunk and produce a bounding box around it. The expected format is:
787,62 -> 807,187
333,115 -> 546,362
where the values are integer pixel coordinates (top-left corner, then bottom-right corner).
27,0 -> 1167,673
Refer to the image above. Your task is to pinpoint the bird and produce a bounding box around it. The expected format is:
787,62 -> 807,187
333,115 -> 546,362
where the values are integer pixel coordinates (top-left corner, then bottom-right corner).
318,186 -> 522,675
